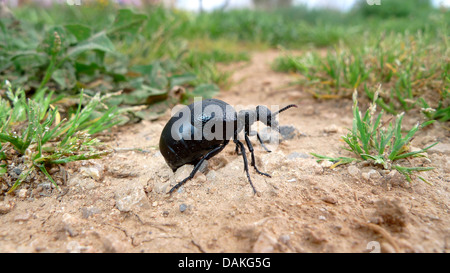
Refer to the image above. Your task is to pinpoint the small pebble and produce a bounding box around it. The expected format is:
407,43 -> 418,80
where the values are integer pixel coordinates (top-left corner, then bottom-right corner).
368,169 -> 381,180
196,173 -> 207,183
80,167 -> 101,180
347,165 -> 360,177
279,234 -> 290,244
14,212 -> 31,222
260,125 -> 300,143
18,189 -> 28,199
362,172 -> 370,181
321,196 -> 338,204
279,125 -> 298,140
387,170 -> 404,185
320,160 -> 333,168
323,124 -> 338,133
13,168 -> 22,175
179,204 -> 187,212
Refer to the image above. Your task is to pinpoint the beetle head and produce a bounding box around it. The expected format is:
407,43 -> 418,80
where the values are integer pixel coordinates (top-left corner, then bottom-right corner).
237,104 -> 297,134
256,104 -> 297,131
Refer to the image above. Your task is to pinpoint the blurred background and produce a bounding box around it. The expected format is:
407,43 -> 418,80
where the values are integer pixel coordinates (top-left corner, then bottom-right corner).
0,0 -> 448,121
3,0 -> 450,10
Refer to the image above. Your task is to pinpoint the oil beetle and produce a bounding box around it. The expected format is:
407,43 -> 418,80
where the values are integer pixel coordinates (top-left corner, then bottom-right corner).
159,98 -> 297,194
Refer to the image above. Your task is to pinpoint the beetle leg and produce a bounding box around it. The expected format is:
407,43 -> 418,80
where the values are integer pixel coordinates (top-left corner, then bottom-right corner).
244,134 -> 271,178
256,132 -> 272,153
235,143 -> 241,155
234,139 -> 258,195
168,144 -> 225,194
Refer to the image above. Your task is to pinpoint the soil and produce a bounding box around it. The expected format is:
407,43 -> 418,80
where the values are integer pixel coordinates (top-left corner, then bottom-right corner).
0,50 -> 449,253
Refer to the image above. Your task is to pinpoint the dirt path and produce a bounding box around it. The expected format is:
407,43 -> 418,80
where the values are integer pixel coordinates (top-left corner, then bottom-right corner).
1,50 -> 449,253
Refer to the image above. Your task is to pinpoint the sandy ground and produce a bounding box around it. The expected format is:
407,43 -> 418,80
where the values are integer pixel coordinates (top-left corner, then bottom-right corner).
0,50 -> 449,253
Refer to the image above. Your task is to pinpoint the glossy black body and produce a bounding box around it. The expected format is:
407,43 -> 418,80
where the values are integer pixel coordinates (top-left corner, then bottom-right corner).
159,99 -> 236,172
159,98 -> 297,194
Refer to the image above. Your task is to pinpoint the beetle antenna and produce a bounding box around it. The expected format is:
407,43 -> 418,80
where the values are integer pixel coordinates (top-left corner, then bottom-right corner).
273,104 -> 297,116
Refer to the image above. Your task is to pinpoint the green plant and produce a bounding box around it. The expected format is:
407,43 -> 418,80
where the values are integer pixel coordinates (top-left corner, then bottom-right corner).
1,7 -> 157,106
181,49 -> 246,89
271,52 -> 309,74
354,0 -> 432,19
275,27 -> 449,116
0,82 -> 119,193
312,87 -> 437,184
0,7 -> 224,125
420,96 -> 450,122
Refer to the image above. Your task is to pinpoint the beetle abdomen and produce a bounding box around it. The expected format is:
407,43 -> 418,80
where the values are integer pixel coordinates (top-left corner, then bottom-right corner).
159,99 -> 237,171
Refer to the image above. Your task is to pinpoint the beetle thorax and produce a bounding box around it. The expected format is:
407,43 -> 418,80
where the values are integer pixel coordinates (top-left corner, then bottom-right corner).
237,109 -> 257,133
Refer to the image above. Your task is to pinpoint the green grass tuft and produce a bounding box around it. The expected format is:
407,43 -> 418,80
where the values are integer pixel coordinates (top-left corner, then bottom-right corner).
0,82 -> 119,193
312,87 -> 437,184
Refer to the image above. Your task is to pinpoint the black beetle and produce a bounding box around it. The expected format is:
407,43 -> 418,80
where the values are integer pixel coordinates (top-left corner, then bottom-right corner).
159,98 -> 297,194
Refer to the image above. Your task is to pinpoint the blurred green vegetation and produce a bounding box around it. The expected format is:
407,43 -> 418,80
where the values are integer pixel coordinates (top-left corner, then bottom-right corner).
269,1 -> 449,122
0,4 -> 242,117
1,0 -> 448,121
355,0 -> 433,19
180,0 -> 448,48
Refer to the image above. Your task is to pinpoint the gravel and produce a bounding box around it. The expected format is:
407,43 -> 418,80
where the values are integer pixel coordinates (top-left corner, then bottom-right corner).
179,203 -> 187,212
